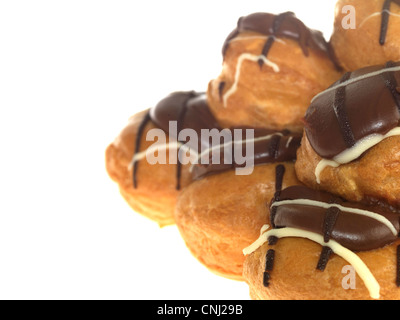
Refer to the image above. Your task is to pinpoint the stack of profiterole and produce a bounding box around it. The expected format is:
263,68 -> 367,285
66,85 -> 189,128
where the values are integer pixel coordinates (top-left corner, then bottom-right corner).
106,11 -> 341,278
106,0 -> 400,300
243,0 -> 400,300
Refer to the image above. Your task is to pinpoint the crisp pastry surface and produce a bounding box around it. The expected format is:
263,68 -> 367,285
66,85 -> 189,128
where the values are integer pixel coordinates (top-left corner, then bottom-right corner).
105,110 -> 192,227
243,237 -> 400,300
208,33 -> 342,132
295,134 -> 400,208
331,0 -> 400,71
174,163 -> 300,280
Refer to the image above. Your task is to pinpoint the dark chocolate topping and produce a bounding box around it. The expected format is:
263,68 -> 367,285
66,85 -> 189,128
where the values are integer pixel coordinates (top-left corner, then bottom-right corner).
133,91 -> 302,188
191,129 -> 301,180
271,185 -> 400,251
134,91 -> 219,190
222,12 -> 340,69
149,91 -> 221,151
304,61 -> 400,159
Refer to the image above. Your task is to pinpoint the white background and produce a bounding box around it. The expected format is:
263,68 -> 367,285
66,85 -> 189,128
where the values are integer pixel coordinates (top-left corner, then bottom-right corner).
0,0 -> 337,299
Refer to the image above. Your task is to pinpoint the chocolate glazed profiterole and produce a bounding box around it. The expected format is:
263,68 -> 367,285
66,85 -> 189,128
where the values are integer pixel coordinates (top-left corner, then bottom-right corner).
295,61 -> 400,207
174,129 -> 302,280
208,12 -> 343,132
243,185 -> 400,300
105,91 -> 220,226
331,0 -> 400,71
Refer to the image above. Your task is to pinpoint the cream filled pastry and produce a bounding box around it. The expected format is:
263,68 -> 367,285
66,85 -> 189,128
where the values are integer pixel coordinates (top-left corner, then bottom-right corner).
243,185 -> 400,300
296,61 -> 400,207
105,91 -> 220,226
207,12 -> 343,133
174,130 -> 302,280
331,0 -> 400,71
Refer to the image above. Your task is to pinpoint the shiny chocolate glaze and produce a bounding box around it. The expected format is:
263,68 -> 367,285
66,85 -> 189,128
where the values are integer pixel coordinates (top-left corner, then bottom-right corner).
222,12 -> 341,70
191,129 -> 301,180
304,61 -> 400,159
133,91 -> 301,189
271,185 -> 400,251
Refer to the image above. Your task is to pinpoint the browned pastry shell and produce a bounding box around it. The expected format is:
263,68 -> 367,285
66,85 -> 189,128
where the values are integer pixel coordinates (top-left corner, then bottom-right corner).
331,0 -> 400,71
243,236 -> 400,300
174,163 -> 300,280
208,33 -> 342,133
295,133 -> 400,208
105,110 -> 192,227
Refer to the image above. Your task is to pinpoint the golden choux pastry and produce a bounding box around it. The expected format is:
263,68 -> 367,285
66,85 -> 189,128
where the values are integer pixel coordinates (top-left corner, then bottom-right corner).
295,61 -> 400,208
174,129 -> 302,280
105,91 -> 218,227
242,185 -> 400,300
207,12 -> 343,133
331,0 -> 400,71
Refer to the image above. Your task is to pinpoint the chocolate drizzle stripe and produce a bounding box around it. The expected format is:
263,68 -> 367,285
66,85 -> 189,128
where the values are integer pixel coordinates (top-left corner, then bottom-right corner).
332,72 -> 356,148
263,272 -> 271,287
258,12 -> 291,68
382,61 -> 400,113
265,249 -> 275,271
316,246 -> 333,271
268,236 -> 278,245
268,135 -> 282,160
270,164 -> 286,228
322,207 -> 340,243
132,111 -> 151,189
380,0 -> 392,45
274,164 -> 285,195
263,249 -> 275,287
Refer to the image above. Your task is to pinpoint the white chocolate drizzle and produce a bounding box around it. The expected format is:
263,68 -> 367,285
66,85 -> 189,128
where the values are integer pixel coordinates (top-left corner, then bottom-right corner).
359,10 -> 400,29
128,142 -> 197,170
223,53 -> 280,107
243,225 -> 381,299
314,126 -> 400,184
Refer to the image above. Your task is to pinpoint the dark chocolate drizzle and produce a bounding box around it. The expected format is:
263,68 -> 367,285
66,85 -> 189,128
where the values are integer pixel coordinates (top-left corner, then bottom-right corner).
322,207 -> 340,243
304,61 -> 400,159
263,249 -> 275,287
380,0 -> 400,45
221,12 -> 341,70
382,61 -> 400,113
270,185 -> 400,252
133,111 -> 151,189
270,164 -> 286,229
316,246 -> 333,271
333,72 -> 356,148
